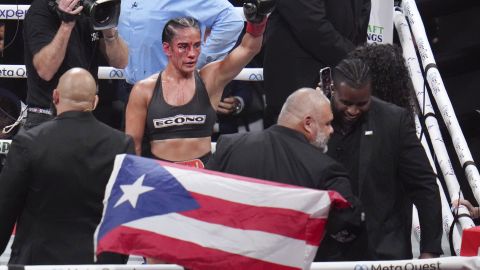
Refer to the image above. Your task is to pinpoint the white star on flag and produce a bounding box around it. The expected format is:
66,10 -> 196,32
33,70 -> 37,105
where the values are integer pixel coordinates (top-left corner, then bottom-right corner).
114,174 -> 154,208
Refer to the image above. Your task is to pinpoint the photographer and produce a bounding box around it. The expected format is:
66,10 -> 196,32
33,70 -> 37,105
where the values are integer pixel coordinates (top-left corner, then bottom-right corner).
23,0 -> 128,129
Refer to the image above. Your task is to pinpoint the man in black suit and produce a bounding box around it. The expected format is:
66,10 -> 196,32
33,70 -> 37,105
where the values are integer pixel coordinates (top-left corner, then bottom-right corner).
207,88 -> 363,257
263,0 -> 371,127
0,68 -> 134,265
325,57 -> 442,259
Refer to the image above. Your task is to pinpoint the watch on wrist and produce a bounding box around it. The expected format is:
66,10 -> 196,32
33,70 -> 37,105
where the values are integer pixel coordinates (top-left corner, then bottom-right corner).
104,29 -> 119,42
232,96 -> 245,115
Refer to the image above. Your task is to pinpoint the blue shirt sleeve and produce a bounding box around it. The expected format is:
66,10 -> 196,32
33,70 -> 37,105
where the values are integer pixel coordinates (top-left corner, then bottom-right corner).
197,6 -> 244,68
119,1 -> 244,83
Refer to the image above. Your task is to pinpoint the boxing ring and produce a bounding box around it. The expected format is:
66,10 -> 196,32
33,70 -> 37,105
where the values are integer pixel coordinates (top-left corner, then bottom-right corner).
0,257 -> 480,270
0,65 -> 265,82
1,0 -> 480,268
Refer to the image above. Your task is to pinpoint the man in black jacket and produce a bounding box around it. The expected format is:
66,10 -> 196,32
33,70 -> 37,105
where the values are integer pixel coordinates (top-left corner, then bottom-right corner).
263,0 -> 371,127
0,68 -> 134,265
324,57 -> 442,260
207,88 -> 363,258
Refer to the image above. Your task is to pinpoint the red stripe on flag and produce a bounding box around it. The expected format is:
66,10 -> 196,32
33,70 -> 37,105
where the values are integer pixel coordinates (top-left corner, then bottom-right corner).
181,192 -> 327,246
156,161 -> 350,209
327,190 -> 351,209
98,226 -> 302,270
157,160 -> 306,188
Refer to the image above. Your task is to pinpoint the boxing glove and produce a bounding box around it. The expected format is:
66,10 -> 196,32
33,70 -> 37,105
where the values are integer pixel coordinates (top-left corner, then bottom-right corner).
243,0 -> 275,23
243,0 -> 275,37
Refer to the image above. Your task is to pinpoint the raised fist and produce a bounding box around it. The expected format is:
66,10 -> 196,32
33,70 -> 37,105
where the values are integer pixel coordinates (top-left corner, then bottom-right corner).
243,0 -> 275,24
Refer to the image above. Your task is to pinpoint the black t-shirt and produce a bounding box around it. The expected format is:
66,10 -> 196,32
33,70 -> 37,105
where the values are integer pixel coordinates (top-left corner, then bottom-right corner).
23,0 -> 100,108
328,119 -> 363,195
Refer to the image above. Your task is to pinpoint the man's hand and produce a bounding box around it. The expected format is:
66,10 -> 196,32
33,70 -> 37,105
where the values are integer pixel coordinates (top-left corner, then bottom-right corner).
217,97 -> 244,115
57,0 -> 83,14
452,198 -> 479,219
32,0 -> 83,81
56,0 -> 83,24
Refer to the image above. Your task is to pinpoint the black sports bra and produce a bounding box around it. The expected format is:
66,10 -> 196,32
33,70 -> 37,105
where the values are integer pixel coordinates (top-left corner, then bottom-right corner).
146,71 -> 217,140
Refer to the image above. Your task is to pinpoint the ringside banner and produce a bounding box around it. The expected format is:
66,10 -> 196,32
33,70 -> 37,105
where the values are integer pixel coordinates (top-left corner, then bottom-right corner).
0,140 -> 11,155
0,5 -> 29,20
0,65 -> 28,78
367,0 -> 394,44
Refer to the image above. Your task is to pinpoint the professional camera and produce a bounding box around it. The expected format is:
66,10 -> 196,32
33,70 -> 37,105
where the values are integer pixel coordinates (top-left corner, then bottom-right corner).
81,0 -> 120,30
51,0 -> 121,30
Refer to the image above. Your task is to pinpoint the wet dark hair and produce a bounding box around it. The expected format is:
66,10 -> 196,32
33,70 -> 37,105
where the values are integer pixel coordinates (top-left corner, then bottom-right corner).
333,58 -> 371,89
349,44 -> 415,115
162,16 -> 201,44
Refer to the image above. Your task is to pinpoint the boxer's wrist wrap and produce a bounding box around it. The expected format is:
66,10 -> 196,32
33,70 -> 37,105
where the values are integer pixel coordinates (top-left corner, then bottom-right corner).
246,17 -> 267,37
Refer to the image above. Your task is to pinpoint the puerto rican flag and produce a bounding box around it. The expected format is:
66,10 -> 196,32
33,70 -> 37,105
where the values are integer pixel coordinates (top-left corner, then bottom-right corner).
94,154 -> 348,270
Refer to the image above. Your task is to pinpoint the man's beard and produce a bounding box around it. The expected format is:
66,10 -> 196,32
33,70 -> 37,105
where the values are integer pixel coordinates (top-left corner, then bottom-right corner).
312,131 -> 329,153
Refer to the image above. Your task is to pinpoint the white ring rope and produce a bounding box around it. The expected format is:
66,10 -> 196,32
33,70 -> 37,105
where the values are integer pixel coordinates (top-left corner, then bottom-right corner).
0,65 -> 264,81
394,11 -> 463,203
414,116 -> 468,256
402,0 -> 480,205
395,9 -> 475,254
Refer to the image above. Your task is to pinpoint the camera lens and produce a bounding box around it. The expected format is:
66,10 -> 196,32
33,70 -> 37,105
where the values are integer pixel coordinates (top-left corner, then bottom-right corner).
77,0 -> 120,30
81,0 -> 95,16
94,2 -> 116,24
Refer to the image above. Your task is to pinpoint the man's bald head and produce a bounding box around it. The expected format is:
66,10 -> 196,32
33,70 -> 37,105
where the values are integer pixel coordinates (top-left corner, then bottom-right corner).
278,88 -> 333,151
278,88 -> 330,124
53,68 -> 98,114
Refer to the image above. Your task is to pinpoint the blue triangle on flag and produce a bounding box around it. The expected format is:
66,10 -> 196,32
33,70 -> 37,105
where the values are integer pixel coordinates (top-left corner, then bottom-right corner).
98,155 -> 199,239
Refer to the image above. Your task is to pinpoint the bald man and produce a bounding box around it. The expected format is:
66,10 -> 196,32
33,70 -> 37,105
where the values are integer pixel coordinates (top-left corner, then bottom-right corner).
52,67 -> 99,115
207,88 -> 363,259
0,68 -> 134,265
